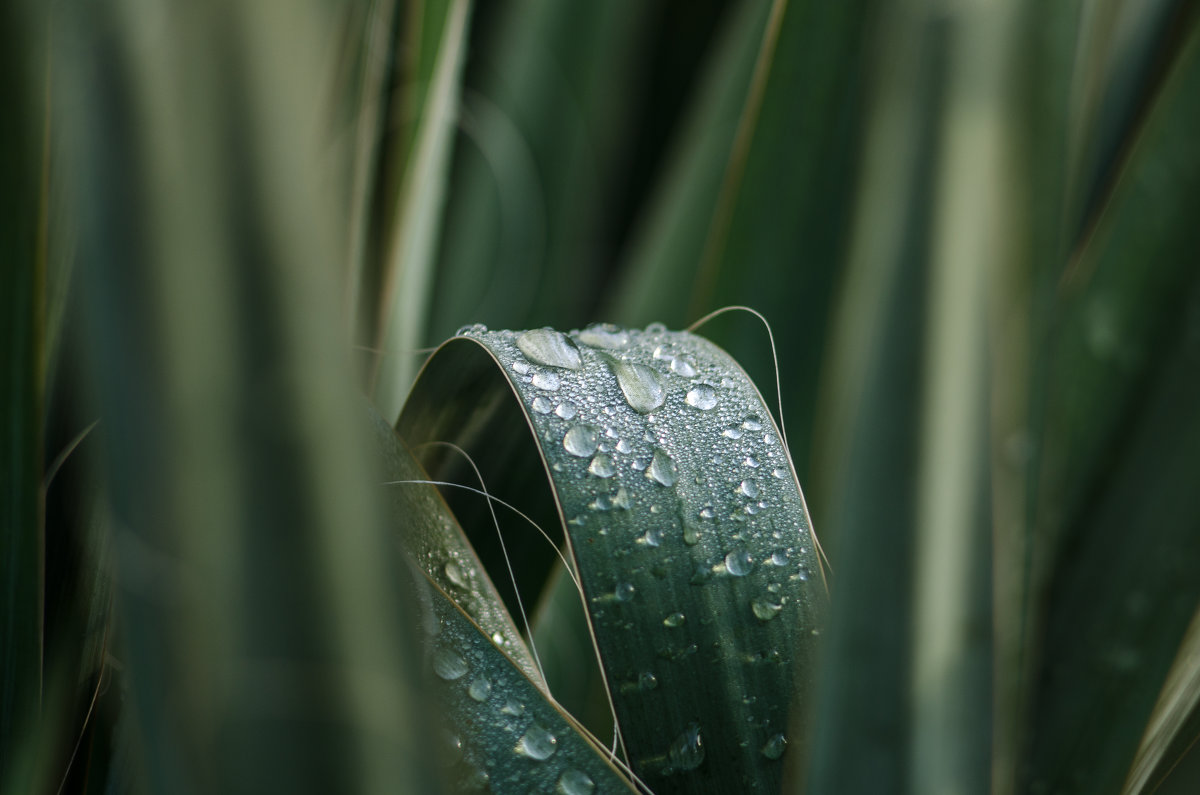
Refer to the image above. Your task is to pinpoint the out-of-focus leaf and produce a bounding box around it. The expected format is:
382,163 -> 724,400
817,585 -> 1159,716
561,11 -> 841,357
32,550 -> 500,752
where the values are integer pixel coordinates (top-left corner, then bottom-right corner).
427,1 -> 658,341
611,0 -> 879,487
807,3 -> 1015,792
1022,24 -> 1200,793
0,0 -> 45,786
400,325 -> 827,794
370,0 -> 474,418
57,1 -> 437,791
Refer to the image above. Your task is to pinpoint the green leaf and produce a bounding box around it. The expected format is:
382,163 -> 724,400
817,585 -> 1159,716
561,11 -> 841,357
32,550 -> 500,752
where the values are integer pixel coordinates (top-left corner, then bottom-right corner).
0,0 -> 45,785
57,2 -> 437,791
399,325 -> 827,793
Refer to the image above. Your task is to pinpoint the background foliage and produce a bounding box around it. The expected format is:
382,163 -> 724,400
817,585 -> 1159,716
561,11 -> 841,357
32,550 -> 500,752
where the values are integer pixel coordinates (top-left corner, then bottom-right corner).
3,0 -> 1200,792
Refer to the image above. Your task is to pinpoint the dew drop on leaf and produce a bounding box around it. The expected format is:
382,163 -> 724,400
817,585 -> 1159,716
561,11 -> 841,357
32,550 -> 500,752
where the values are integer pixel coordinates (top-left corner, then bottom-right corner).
517,328 -> 583,370
532,370 -> 561,391
515,724 -> 558,761
563,425 -> 600,457
752,598 -> 782,621
532,396 -> 553,414
588,454 -> 616,478
444,561 -> 468,589
663,612 -> 686,628
742,415 -> 764,431
670,357 -> 697,378
615,581 -> 636,602
646,447 -> 678,487
668,722 -> 705,772
468,676 -> 492,702
556,769 -> 595,795
639,671 -> 658,691
738,479 -> 759,498
501,698 -> 525,716
725,549 -> 753,576
432,648 -> 469,681
578,323 -> 630,349
554,401 -> 578,419
609,359 -> 667,413
761,732 -> 787,760
685,384 -> 718,410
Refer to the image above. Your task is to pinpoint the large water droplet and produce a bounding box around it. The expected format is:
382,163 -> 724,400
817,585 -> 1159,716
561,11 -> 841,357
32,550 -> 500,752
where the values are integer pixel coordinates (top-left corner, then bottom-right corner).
668,722 -> 705,772
725,549 -> 753,576
517,329 -> 583,370
554,401 -> 578,420
457,323 -> 487,336
646,447 -> 678,487
432,648 -> 469,681
639,671 -> 658,691
671,357 -> 697,378
588,454 -> 616,478
752,598 -> 783,621
515,724 -> 558,761
579,323 -> 630,349
738,479 -> 759,498
683,525 -> 701,546
532,396 -> 553,414
663,612 -> 686,628
444,561 -> 468,589
609,359 -> 666,413
563,425 -> 600,457
743,415 -> 764,431
686,384 -> 718,410
611,487 -> 633,510
761,732 -> 787,760
468,676 -> 492,702
501,698 -> 525,716
532,370 -> 561,391
699,506 -> 716,520
615,581 -> 636,602
556,769 -> 595,795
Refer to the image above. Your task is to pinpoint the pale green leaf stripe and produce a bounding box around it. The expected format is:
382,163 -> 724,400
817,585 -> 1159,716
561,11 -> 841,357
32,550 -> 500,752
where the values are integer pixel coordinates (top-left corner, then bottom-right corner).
400,324 -> 827,794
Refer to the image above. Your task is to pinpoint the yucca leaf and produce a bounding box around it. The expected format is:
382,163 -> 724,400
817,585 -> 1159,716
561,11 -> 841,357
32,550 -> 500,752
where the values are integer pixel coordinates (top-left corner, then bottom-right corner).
370,0 -> 474,417
0,0 -> 46,785
399,324 -> 827,793
57,2 -> 437,791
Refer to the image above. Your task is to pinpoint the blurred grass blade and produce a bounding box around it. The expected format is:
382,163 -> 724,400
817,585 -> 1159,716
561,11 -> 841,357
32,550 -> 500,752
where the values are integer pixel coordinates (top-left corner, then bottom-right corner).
371,0 -> 473,419
1066,1 -> 1200,258
610,0 -> 879,485
1124,607 -> 1200,795
1022,27 -> 1200,788
57,1 -> 437,791
0,0 -> 46,785
422,571 -> 637,793
807,2 -> 1016,792
427,1 -> 657,341
400,325 -> 827,793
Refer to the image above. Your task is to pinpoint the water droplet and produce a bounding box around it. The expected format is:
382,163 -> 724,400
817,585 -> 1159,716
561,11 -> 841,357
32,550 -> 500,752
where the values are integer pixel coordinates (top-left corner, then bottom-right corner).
557,769 -> 595,795
579,323 -> 630,349
532,370 -> 561,391
432,648 -> 469,681
699,506 -> 716,520
646,447 -> 678,487
683,525 -> 701,546
456,323 -> 487,335
611,487 -> 633,510
771,467 -> 789,480
639,671 -> 658,691
517,329 -> 583,370
742,415 -> 764,431
588,454 -> 616,478
553,401 -> 577,420
615,582 -> 636,602
638,527 -> 663,547
723,426 -> 743,439
668,722 -> 705,772
738,479 -> 759,498
752,599 -> 783,621
644,321 -> 667,335
512,360 -> 532,375
670,357 -> 697,378
515,724 -> 557,761
468,676 -> 492,702
632,455 -> 651,471
797,566 -> 810,582
725,549 -> 753,576
609,359 -> 666,413
563,425 -> 600,457
685,384 -> 718,410
444,561 -> 468,589
501,698 -> 525,716
664,612 -> 686,628
616,439 -> 632,454
770,550 -> 789,566
532,396 -> 553,414
744,455 -> 760,468
761,732 -> 787,760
